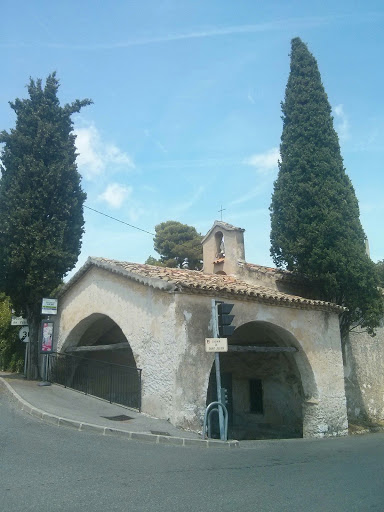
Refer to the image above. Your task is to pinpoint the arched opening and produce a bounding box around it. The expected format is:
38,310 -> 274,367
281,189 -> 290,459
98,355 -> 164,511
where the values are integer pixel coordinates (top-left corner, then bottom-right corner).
215,231 -> 225,258
206,321 -> 312,440
56,314 -> 141,409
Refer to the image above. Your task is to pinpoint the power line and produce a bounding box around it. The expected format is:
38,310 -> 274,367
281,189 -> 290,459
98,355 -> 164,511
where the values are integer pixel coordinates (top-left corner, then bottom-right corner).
83,205 -> 203,267
84,205 -> 155,236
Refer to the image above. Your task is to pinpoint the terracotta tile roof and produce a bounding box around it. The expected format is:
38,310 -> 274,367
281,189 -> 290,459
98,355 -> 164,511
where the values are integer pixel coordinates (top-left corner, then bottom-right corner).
60,257 -> 345,313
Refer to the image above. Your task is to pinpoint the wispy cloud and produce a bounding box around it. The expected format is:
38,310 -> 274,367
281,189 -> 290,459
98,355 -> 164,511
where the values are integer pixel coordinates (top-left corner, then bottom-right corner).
247,90 -> 256,105
230,185 -> 269,207
144,156 -> 240,170
144,129 -> 168,154
333,104 -> 350,141
172,185 -> 205,214
98,183 -> 132,209
75,121 -> 135,180
244,147 -> 280,174
4,13 -> 381,50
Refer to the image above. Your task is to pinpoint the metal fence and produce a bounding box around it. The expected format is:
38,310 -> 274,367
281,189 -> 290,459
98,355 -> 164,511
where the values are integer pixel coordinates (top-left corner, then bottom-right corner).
47,352 -> 142,411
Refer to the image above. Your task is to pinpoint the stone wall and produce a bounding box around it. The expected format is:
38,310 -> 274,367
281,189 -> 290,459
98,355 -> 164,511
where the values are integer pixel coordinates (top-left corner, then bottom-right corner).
344,323 -> 384,423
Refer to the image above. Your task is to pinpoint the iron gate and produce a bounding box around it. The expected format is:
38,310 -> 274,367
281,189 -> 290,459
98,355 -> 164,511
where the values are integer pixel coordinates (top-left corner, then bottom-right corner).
47,352 -> 142,411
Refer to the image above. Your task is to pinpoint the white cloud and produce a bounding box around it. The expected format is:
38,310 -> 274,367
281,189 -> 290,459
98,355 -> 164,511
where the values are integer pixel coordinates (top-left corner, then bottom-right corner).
243,147 -> 280,174
98,183 -> 132,209
333,104 -> 350,141
74,122 -> 135,180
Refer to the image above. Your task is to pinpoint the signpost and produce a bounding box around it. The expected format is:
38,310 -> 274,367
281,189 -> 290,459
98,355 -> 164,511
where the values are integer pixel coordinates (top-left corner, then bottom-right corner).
39,298 -> 57,386
18,326 -> 30,377
204,300 -> 236,441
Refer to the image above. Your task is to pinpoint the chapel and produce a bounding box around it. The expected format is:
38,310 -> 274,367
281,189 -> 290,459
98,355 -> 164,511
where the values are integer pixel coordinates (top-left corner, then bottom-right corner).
52,221 -> 384,439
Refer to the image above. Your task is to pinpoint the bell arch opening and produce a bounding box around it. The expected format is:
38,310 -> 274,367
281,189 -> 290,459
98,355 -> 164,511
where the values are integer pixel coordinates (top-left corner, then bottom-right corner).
206,321 -> 317,440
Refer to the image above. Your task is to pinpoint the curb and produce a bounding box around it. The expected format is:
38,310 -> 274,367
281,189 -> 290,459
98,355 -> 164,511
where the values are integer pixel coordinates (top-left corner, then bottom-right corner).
0,377 -> 239,449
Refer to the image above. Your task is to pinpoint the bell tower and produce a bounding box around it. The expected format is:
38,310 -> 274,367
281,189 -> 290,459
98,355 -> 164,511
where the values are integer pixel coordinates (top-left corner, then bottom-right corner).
201,221 -> 245,276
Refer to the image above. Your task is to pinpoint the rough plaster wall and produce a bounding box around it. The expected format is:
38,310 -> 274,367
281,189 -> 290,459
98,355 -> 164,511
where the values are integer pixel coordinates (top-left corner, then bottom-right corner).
57,267 -> 180,420
171,294 -> 215,430
344,324 -> 384,422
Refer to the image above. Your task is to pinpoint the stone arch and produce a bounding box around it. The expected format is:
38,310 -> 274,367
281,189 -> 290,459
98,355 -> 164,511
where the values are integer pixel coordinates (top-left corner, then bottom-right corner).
206,320 -> 318,439
215,230 -> 225,258
56,313 -> 140,408
60,313 -> 138,368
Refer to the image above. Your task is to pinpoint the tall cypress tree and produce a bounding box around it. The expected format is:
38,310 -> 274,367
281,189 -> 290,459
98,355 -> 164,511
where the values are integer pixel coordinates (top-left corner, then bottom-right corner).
270,37 -> 382,338
0,73 -> 92,377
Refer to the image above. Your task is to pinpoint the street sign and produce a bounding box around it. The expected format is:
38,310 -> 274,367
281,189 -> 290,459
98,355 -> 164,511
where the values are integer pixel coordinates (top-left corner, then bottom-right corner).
11,316 -> 28,326
19,326 -> 30,343
41,298 -> 58,315
205,338 -> 228,352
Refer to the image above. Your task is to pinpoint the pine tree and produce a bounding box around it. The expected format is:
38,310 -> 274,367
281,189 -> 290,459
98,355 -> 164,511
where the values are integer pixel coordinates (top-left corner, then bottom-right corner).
0,73 -> 92,377
150,220 -> 203,270
270,38 -> 383,338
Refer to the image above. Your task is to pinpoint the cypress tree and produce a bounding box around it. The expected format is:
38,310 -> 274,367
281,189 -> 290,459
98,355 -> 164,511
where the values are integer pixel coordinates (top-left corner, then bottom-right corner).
270,37 -> 383,338
0,73 -> 92,377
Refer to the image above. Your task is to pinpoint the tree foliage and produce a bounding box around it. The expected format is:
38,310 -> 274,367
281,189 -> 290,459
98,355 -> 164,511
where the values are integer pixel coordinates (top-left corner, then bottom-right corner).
270,37 -> 383,338
148,220 -> 203,270
376,260 -> 384,288
0,73 -> 91,377
0,293 -> 23,372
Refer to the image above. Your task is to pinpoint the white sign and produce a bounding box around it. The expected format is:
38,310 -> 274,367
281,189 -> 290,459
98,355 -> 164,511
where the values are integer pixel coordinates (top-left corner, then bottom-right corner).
41,298 -> 58,315
19,326 -> 30,343
11,316 -> 28,326
205,338 -> 228,353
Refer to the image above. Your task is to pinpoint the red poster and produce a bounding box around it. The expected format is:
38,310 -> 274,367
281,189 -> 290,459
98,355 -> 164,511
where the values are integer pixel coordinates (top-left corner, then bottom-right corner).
41,322 -> 54,353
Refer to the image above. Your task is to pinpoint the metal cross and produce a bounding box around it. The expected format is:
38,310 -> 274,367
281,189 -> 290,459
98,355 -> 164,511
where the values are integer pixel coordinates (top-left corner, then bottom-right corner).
218,205 -> 226,221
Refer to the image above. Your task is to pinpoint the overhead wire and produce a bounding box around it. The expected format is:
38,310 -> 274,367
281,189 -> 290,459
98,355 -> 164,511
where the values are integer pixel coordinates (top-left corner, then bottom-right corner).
84,205 -> 155,236
84,204 -> 203,264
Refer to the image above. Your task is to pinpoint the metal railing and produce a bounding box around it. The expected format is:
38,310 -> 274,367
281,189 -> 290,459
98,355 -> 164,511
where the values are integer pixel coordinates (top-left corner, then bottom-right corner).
47,352 -> 142,411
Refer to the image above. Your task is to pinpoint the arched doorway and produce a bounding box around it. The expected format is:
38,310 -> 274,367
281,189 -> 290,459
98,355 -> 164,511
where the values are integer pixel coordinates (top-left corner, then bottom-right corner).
206,321 -> 310,440
55,314 -> 141,409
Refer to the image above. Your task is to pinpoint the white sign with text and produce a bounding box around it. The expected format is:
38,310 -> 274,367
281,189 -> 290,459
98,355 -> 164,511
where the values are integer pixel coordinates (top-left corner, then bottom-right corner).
41,298 -> 58,315
205,338 -> 228,353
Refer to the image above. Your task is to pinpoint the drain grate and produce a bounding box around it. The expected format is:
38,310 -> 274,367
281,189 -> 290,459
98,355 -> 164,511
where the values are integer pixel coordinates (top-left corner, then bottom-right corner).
102,414 -> 133,421
150,430 -> 171,436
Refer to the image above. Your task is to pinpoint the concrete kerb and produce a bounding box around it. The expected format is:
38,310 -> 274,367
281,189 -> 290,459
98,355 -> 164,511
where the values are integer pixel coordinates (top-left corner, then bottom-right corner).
0,377 -> 239,449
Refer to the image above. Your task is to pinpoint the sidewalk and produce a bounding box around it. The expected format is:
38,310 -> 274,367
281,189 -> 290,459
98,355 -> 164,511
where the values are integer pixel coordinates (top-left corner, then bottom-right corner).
0,372 -> 239,449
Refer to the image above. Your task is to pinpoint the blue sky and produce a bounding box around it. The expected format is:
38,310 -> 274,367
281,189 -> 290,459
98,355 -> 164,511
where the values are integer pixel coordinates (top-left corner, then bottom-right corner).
1,1 -> 383,276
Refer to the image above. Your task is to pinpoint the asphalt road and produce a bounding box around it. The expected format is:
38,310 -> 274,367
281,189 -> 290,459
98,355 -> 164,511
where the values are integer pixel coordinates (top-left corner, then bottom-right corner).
1,388 -> 384,512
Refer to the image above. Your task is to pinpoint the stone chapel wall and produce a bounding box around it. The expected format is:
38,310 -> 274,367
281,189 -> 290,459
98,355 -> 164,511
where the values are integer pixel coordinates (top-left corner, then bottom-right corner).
344,323 -> 384,424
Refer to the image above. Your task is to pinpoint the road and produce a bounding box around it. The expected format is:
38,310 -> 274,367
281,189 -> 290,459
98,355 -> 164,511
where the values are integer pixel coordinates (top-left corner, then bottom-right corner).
1,388 -> 383,512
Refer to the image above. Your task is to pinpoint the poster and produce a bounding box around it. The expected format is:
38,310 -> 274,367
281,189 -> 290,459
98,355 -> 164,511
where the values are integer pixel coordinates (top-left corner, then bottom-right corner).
41,322 -> 54,353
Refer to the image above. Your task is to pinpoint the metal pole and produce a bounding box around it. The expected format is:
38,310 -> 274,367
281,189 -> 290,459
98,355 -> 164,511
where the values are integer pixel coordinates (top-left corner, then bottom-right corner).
24,342 -> 29,377
211,299 -> 225,440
